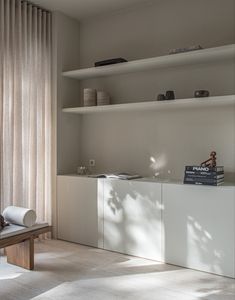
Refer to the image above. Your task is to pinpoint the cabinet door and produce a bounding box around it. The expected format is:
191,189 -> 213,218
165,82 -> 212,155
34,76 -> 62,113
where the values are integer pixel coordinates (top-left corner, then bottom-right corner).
57,176 -> 103,248
103,179 -> 162,261
163,184 -> 235,277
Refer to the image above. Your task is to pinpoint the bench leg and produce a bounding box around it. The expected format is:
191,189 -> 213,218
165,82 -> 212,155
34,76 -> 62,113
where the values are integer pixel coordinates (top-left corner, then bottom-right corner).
5,238 -> 34,270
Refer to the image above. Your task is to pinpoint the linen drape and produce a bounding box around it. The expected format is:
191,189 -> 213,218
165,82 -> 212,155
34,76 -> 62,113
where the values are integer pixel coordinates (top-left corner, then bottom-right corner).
0,0 -> 52,224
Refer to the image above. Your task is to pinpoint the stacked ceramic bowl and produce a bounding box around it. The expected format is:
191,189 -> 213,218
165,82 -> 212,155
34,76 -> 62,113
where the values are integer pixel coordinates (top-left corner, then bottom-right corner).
83,88 -> 97,106
97,91 -> 110,106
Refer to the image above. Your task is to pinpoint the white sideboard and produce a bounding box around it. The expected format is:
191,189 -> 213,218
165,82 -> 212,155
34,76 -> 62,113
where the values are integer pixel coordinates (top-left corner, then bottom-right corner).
103,179 -> 162,261
57,175 -> 103,248
57,175 -> 235,278
163,183 -> 235,278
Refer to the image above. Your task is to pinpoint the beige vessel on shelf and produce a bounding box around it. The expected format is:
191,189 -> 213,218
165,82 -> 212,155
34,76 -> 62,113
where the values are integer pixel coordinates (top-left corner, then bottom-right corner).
83,88 -> 97,106
97,90 -> 110,106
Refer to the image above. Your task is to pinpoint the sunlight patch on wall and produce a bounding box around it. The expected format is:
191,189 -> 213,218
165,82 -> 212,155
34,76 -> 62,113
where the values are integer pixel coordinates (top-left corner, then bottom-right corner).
149,154 -> 167,177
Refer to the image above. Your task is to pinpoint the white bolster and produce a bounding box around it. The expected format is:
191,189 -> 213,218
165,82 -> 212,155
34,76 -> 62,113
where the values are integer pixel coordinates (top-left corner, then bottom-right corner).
2,206 -> 37,227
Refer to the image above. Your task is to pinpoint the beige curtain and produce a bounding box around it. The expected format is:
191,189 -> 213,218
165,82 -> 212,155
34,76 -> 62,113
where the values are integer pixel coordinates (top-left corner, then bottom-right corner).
0,0 -> 52,224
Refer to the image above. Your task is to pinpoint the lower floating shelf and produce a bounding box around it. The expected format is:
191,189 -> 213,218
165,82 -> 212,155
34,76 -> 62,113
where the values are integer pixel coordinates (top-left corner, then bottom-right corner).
62,95 -> 235,115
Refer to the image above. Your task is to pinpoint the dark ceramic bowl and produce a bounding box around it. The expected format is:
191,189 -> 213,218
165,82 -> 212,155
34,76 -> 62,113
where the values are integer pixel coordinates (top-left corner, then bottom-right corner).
194,90 -> 210,98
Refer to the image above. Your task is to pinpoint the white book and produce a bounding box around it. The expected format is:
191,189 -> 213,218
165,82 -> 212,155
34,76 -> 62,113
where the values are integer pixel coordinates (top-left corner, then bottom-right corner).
89,173 -> 141,180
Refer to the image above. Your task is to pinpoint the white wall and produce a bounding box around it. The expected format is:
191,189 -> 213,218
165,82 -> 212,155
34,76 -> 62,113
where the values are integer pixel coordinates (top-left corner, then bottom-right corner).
76,0 -> 235,181
54,12 -> 81,175
80,106 -> 235,180
80,0 -> 235,67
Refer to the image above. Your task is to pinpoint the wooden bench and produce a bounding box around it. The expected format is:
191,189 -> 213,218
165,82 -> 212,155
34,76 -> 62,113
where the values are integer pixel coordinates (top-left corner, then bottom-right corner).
0,224 -> 52,270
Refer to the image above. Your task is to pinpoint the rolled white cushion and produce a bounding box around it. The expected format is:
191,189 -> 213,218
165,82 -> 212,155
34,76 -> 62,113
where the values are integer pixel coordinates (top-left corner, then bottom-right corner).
2,206 -> 37,227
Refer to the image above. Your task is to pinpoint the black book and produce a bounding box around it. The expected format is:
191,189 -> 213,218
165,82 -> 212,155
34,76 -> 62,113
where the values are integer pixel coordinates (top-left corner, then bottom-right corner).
185,170 -> 224,176
184,177 -> 224,184
185,166 -> 224,172
184,172 -> 224,180
94,58 -> 127,67
184,180 -> 224,186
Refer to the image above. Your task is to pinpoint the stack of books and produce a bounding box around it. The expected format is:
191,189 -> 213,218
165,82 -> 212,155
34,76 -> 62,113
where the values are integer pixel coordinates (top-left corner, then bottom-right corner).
184,166 -> 224,186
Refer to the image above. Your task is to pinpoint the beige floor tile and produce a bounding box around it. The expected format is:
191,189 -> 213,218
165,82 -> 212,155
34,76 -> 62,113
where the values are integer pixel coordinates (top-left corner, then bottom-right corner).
0,240 -> 234,300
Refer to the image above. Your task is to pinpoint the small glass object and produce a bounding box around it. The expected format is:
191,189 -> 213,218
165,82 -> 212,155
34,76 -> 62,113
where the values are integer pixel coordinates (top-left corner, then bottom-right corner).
77,166 -> 89,175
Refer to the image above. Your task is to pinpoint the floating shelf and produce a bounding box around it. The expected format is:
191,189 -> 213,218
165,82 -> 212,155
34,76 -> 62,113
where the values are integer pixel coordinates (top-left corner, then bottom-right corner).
62,44 -> 235,80
62,95 -> 235,115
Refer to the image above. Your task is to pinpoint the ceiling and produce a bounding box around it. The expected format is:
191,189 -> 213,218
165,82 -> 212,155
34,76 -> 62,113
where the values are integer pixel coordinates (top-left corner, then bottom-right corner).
33,0 -> 153,21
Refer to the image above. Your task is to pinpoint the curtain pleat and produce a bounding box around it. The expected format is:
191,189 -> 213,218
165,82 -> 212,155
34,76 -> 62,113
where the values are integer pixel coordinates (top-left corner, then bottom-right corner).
0,0 -> 52,224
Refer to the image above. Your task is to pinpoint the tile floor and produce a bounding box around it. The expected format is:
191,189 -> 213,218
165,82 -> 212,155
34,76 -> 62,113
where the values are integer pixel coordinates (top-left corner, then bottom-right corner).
0,240 -> 234,300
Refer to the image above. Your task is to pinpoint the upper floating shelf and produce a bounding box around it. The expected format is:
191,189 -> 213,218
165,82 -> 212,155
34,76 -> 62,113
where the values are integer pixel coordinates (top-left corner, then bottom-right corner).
62,44 -> 235,80
62,95 -> 235,115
